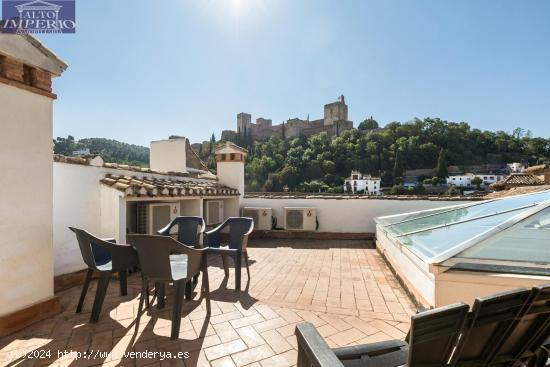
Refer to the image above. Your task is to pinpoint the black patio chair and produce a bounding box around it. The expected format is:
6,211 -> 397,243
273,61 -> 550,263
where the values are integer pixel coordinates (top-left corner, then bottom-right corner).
127,234 -> 210,340
295,302 -> 469,367
157,216 -> 205,247
452,284 -> 550,367
451,287 -> 533,366
157,216 -> 206,306
204,217 -> 254,291
69,227 -> 138,323
295,285 -> 550,367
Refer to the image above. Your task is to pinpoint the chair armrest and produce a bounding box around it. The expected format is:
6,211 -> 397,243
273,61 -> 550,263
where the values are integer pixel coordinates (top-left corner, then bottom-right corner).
332,340 -> 408,359
93,238 -> 138,270
205,221 -> 227,247
295,322 -> 345,367
240,222 -> 254,251
170,240 -> 206,278
157,220 -> 174,236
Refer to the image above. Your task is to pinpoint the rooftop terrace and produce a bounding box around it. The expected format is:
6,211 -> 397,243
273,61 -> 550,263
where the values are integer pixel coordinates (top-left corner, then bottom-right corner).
0,239 -> 414,367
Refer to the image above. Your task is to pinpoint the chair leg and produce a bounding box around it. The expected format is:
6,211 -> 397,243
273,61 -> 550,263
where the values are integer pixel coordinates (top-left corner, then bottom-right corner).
202,263 -> 211,314
221,254 -> 229,277
76,268 -> 93,313
244,251 -> 251,279
171,280 -> 185,340
235,254 -> 242,292
155,282 -> 165,309
119,270 -> 127,296
185,280 -> 192,301
145,280 -> 150,308
135,277 -> 148,334
90,272 -> 110,323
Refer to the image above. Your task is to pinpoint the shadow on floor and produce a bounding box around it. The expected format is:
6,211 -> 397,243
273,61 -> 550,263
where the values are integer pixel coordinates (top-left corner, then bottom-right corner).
248,238 -> 375,250
1,271 -> 243,367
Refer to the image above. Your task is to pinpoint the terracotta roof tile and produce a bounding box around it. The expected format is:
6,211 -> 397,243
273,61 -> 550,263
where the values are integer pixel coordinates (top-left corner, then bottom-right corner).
490,173 -> 544,191
54,154 -> 216,180
524,164 -> 550,175
101,174 -> 239,197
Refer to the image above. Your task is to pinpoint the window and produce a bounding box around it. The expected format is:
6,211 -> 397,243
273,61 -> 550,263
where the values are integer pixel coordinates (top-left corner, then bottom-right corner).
230,153 -> 235,160
23,65 -> 35,86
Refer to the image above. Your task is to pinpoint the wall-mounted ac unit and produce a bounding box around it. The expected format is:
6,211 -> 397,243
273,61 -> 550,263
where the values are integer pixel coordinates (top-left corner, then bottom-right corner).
242,207 -> 272,230
283,207 -> 317,231
205,200 -> 224,226
136,202 -> 179,234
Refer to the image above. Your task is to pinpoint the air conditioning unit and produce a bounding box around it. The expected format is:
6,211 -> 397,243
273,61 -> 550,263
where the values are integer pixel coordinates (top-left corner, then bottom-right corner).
205,200 -> 224,226
284,207 -> 317,231
242,207 -> 272,230
136,202 -> 179,234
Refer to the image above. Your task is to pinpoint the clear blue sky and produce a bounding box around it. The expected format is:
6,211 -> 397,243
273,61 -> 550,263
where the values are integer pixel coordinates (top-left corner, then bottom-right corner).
39,0 -> 550,146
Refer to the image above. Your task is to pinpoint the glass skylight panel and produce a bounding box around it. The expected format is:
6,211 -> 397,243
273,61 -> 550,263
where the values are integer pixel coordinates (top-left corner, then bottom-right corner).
383,191 -> 550,237
457,206 -> 550,264
399,210 -> 522,262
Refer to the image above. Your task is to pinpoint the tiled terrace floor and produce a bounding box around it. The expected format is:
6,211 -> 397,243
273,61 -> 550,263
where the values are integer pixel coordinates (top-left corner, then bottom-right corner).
0,239 -> 416,367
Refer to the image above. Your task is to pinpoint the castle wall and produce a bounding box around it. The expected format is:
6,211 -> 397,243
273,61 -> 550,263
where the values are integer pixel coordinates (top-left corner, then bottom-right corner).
227,97 -> 353,142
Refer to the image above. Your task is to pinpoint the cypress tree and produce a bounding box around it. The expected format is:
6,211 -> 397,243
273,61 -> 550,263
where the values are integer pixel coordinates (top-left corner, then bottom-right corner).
436,148 -> 448,178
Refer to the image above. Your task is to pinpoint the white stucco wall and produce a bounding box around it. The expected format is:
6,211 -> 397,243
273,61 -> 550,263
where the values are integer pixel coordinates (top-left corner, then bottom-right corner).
242,197 -> 470,233
218,162 -> 245,205
0,83 -> 55,316
434,269 -> 550,307
376,228 -> 435,307
53,162 -> 103,275
150,138 -> 188,173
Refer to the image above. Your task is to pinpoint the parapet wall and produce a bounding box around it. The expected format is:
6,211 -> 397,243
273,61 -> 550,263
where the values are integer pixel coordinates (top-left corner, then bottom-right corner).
243,194 -> 476,233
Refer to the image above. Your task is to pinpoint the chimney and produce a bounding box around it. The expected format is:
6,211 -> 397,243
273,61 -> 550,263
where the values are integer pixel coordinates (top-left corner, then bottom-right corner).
149,137 -> 188,173
215,142 -> 247,205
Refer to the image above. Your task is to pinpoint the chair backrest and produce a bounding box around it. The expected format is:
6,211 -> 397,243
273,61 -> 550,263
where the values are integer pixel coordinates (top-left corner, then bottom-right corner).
127,234 -> 178,281
158,216 -> 205,246
496,284 -> 550,367
226,217 -> 254,250
452,287 -> 533,367
406,302 -> 469,366
69,227 -> 111,269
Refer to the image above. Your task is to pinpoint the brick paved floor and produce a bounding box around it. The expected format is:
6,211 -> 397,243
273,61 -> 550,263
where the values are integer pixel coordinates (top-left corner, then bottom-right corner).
0,239 -> 415,367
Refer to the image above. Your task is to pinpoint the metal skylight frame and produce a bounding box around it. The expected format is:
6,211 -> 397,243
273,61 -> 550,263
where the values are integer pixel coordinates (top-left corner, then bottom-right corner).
427,199 -> 550,264
375,190 -> 550,264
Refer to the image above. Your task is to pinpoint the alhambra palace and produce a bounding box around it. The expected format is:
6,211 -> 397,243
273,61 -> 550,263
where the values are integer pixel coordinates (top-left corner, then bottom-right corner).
221,95 -> 354,141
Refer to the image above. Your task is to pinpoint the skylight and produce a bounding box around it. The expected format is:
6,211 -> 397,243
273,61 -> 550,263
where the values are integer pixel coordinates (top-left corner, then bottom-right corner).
375,190 -> 550,264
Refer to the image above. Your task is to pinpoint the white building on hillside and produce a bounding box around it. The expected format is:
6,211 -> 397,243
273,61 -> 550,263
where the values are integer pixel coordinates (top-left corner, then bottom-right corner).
446,173 -> 505,188
344,170 -> 381,195
507,162 -> 525,173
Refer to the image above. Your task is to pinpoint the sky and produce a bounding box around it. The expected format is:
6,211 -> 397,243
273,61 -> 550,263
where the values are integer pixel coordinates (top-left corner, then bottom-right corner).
37,0 -> 550,146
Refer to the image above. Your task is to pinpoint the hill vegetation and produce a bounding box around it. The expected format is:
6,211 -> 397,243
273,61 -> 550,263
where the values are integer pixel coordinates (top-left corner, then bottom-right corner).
240,118 -> 549,192
54,117 -> 550,193
53,136 -> 149,166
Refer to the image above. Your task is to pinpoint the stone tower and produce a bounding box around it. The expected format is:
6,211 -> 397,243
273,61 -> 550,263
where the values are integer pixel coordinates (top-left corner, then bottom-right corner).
236,113 -> 252,135
323,95 -> 348,125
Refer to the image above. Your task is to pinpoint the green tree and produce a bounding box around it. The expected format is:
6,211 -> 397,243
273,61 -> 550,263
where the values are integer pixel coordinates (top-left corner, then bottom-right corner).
393,149 -> 404,182
358,116 -> 379,131
436,148 -> 448,178
471,176 -> 483,189
445,186 -> 461,196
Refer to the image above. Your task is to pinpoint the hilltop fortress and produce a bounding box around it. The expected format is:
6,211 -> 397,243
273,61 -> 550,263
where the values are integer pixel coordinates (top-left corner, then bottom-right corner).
221,95 -> 353,142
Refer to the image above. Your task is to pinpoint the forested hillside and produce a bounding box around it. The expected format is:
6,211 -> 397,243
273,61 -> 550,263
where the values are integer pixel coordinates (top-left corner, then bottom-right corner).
54,117 -> 550,193
240,118 -> 549,192
53,136 -> 149,166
